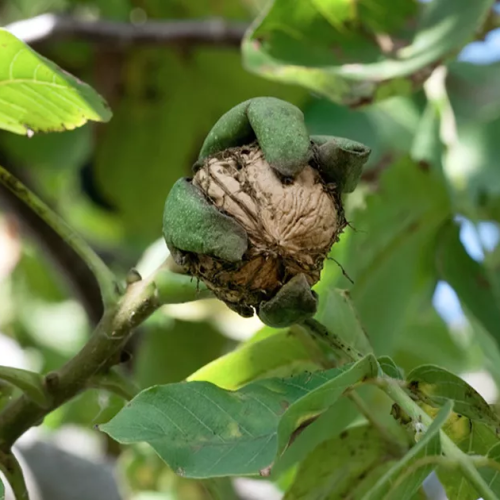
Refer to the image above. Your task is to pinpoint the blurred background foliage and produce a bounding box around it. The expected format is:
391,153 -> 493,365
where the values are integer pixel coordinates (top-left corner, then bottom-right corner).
1,0 -> 500,499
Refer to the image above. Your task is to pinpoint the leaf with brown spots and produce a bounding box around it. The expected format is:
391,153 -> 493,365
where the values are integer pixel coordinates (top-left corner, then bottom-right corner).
407,365 -> 500,428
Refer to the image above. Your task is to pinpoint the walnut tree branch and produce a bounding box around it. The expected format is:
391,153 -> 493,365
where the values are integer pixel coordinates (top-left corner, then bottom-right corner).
5,14 -> 248,47
0,262 -> 207,451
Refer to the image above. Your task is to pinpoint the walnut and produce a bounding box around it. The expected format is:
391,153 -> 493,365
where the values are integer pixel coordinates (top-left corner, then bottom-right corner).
182,144 -> 346,316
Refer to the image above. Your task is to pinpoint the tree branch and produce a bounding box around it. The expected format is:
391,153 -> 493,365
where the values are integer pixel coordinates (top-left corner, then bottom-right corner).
0,261 -> 205,450
5,14 -> 248,47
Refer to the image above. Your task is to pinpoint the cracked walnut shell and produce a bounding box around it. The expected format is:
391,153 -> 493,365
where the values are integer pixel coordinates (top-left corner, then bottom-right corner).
180,144 -> 346,317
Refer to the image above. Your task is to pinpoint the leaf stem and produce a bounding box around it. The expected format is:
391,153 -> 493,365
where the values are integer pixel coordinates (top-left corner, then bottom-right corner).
376,376 -> 499,500
0,451 -> 30,500
0,164 -> 118,307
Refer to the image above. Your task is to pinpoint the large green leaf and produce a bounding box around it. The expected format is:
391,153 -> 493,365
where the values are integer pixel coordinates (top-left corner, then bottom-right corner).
447,62 -> 500,123
393,302 -> 469,374
284,424 -> 399,500
100,355 -> 376,478
406,365 -> 500,427
304,95 -> 422,168
363,401 -> 452,500
188,328 -> 322,390
340,156 -> 449,353
271,397 -> 359,479
437,62 -> 500,220
435,221 -> 500,348
0,30 -> 111,135
480,442 -> 500,492
242,0 -> 493,105
315,288 -> 373,357
135,318 -> 229,388
276,355 -> 377,454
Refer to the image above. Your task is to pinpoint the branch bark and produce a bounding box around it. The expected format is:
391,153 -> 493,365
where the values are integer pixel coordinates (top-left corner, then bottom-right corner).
5,14 -> 248,47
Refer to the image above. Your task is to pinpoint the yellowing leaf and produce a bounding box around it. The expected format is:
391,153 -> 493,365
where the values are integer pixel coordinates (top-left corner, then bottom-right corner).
0,29 -> 111,135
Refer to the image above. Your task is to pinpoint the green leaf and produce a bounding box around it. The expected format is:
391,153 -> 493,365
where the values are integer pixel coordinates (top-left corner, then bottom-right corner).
284,424 -> 399,500
470,316 -> 500,390
407,365 -> 500,427
447,62 -> 500,123
378,356 -> 404,380
0,365 -> 49,407
438,64 -> 500,220
446,119 -> 500,218
276,355 -> 377,455
100,355 -> 376,478
342,156 -> 449,353
188,327 -> 322,390
480,442 -> 500,492
0,30 -> 111,135
135,318 -> 228,388
242,0 -> 492,105
436,221 -> 500,348
393,303 -> 470,374
271,397 -> 359,479
364,401 -> 453,500
0,477 -> 3,500
304,96 -> 422,168
315,289 -> 373,357
436,409 -> 500,499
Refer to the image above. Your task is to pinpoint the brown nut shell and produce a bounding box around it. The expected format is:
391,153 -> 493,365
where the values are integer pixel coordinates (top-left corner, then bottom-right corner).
180,144 -> 346,316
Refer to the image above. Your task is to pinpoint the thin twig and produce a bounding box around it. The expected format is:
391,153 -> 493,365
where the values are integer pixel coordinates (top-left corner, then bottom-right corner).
5,14 -> 248,47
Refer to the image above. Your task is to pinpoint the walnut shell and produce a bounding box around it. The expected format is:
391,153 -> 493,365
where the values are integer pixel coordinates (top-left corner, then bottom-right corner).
181,144 -> 345,316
